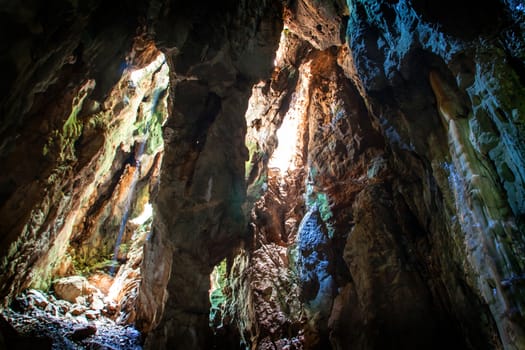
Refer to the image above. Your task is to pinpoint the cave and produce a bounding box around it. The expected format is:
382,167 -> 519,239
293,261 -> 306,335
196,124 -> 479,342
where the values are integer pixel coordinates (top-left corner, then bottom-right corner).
1,0 -> 525,349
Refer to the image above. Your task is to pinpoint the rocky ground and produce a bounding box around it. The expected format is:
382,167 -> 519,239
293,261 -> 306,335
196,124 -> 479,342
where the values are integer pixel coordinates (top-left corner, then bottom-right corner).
1,289 -> 142,350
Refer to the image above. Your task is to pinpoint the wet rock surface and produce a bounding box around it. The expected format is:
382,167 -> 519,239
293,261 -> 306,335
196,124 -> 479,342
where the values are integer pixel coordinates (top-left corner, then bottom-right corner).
1,290 -> 142,349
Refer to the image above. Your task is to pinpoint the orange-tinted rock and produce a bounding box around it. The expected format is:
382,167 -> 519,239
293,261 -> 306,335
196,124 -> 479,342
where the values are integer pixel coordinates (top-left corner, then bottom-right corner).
53,276 -> 92,304
87,273 -> 114,296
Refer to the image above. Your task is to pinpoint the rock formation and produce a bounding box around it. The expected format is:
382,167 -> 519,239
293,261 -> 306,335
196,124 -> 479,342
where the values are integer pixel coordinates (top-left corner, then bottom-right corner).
1,0 -> 525,349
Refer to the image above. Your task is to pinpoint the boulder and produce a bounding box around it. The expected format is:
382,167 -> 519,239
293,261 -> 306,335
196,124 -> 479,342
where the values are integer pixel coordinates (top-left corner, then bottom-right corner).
55,299 -> 71,315
70,304 -> 86,316
85,310 -> 100,320
71,325 -> 97,341
53,276 -> 91,303
90,295 -> 105,311
87,273 -> 114,295
26,289 -> 49,309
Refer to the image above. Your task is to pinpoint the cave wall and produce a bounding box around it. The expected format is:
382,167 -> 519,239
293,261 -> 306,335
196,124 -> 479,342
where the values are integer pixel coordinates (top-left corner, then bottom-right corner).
223,0 -> 525,349
136,1 -> 283,348
0,1 -> 150,301
341,1 -> 525,348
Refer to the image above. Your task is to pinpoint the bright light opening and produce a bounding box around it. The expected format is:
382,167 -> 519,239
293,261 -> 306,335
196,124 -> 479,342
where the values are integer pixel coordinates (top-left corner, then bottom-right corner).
268,63 -> 311,173
273,26 -> 289,67
268,107 -> 301,171
129,202 -> 153,226
129,53 -> 166,86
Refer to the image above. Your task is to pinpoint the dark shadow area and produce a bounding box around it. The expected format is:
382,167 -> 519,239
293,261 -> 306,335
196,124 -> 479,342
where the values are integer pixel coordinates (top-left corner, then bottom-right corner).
412,0 -> 507,39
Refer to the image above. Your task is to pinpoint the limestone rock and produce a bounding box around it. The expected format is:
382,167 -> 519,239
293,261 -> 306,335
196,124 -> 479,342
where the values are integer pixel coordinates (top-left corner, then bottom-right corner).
26,289 -> 49,309
90,295 -> 105,311
53,276 -> 91,304
70,304 -> 86,316
71,324 -> 97,341
85,310 -> 100,320
55,300 -> 71,315
284,0 -> 346,50
87,273 -> 114,296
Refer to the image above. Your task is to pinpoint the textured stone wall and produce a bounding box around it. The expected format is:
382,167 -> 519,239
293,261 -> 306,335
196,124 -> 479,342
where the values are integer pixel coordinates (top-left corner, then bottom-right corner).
222,0 -> 525,349
342,1 -> 525,348
0,1 -> 147,302
137,1 -> 283,348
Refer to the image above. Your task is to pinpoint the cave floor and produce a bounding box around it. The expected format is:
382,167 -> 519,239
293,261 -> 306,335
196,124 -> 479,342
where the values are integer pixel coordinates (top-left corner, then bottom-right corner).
1,290 -> 142,350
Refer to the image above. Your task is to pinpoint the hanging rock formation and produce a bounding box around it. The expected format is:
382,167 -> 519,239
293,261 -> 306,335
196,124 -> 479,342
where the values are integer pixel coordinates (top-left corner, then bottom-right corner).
136,2 -> 284,348
0,0 -> 525,349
